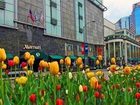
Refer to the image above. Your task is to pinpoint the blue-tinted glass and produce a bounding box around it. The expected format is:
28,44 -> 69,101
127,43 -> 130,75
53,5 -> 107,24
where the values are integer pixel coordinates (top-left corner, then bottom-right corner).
5,0 -> 14,4
5,3 -> 14,12
52,7 -> 57,19
135,8 -> 140,35
5,11 -> 14,26
0,10 -> 4,25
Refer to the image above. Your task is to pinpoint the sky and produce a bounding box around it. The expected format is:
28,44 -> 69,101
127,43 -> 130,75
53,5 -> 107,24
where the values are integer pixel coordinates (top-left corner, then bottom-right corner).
103,0 -> 140,23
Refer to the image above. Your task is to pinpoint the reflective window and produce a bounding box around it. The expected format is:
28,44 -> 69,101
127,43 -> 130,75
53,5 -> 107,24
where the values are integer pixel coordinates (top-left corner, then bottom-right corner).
0,0 -> 15,27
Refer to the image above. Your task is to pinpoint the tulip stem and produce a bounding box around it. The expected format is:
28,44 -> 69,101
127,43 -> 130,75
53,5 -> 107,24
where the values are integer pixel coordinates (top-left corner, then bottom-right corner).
53,75 -> 56,105
0,63 -> 4,100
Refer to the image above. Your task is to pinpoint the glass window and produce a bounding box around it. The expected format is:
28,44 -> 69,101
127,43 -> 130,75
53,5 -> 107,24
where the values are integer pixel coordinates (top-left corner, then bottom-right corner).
5,3 -> 14,12
0,10 -> 4,24
5,11 -> 14,26
0,0 -> 14,27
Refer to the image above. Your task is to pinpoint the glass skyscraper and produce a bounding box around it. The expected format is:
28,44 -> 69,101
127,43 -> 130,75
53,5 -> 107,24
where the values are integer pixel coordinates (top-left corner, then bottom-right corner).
115,16 -> 130,30
130,2 -> 140,35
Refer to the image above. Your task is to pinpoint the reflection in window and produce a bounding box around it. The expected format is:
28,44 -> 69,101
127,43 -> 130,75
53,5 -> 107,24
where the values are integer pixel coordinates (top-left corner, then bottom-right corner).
50,0 -> 57,25
78,2 -> 83,33
0,0 -> 14,27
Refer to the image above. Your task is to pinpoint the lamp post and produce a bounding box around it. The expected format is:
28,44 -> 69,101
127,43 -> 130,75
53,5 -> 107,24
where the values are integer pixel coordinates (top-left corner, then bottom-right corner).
83,20 -> 95,68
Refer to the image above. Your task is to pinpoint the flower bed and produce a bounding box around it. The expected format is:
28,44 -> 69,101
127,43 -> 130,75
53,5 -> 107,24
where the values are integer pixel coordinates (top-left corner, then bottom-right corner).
0,48 -> 140,105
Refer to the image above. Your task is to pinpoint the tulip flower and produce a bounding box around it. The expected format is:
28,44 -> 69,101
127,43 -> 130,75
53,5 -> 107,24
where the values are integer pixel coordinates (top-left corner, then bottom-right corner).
109,65 -> 117,73
56,84 -> 61,91
135,92 -> 140,100
39,60 -> 45,67
97,84 -> 102,90
24,52 -> 30,60
79,85 -> 83,92
17,76 -> 28,85
39,89 -> 45,97
1,63 -> 7,70
82,85 -> 88,92
136,82 -> 140,89
98,55 -> 102,61
76,94 -> 80,101
94,91 -> 100,98
65,89 -> 68,95
29,93 -> 36,103
13,56 -> 20,65
59,59 -> 64,65
56,98 -> 64,105
96,60 -> 100,65
90,77 -> 98,89
8,60 -> 15,67
95,70 -> 104,77
76,57 -> 83,66
111,57 -> 116,64
86,71 -> 95,79
68,72 -> 73,79
21,62 -> 27,68
0,48 -> 6,62
26,70 -> 33,76
49,61 -> 59,75
65,57 -> 71,66
123,66 -> 131,75
27,58 -> 34,66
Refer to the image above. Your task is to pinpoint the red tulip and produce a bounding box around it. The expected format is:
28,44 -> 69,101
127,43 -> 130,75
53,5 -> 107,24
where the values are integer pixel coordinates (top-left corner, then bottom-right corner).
135,92 -> 140,100
8,60 -> 15,67
97,84 -> 102,90
82,85 -> 88,92
94,91 -> 100,98
21,62 -> 27,68
56,85 -> 61,91
29,94 -> 36,103
136,82 -> 140,89
56,98 -> 64,105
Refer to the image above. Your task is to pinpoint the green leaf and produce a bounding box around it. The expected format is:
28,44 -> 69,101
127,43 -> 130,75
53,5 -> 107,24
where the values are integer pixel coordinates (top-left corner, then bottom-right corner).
4,95 -> 11,105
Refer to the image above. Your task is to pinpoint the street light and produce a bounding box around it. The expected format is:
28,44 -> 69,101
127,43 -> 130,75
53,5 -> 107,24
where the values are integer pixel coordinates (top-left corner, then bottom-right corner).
83,20 -> 95,68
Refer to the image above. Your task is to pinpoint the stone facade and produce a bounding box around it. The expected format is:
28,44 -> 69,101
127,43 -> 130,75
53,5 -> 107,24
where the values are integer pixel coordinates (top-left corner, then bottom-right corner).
0,0 -> 105,57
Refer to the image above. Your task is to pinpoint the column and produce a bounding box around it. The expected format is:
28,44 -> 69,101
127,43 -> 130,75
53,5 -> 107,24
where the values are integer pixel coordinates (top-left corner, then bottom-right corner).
108,43 -> 110,59
120,42 -> 122,65
113,42 -> 116,57
104,44 -> 107,66
124,41 -> 127,64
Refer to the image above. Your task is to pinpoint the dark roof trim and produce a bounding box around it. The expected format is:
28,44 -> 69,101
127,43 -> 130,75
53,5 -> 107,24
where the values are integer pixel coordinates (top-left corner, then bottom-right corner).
88,0 -> 107,11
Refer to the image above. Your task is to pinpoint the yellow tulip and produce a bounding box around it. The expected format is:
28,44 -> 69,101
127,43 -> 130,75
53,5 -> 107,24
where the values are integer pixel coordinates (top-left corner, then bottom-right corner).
15,77 -> 19,83
95,70 -> 104,77
123,66 -> 131,75
1,64 -> 7,70
85,68 -> 90,73
65,57 -> 71,66
30,55 -> 35,60
86,71 -> 95,79
79,64 -> 83,69
76,57 -> 83,66
44,61 -> 49,68
111,57 -> 116,64
0,48 -> 6,62
98,55 -> 103,61
26,70 -> 33,76
27,58 -> 34,66
13,56 -> 20,65
60,59 -> 64,65
49,61 -> 59,75
39,60 -> 45,67
24,52 -> 30,60
17,76 -> 28,85
89,77 -> 98,89
79,85 -> 83,92
96,60 -> 100,65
